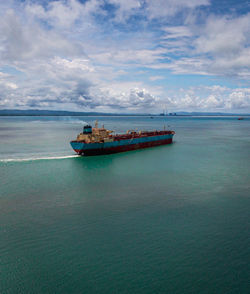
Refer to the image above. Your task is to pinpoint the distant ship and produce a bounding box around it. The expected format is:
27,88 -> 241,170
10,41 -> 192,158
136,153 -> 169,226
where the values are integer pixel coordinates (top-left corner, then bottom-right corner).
70,121 -> 175,156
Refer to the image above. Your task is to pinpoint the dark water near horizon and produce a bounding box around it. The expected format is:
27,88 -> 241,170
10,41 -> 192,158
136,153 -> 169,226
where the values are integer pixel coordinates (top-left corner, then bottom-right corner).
0,116 -> 249,293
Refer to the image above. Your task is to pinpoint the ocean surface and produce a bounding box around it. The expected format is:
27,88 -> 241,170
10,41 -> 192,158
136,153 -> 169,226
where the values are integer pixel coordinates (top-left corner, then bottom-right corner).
0,116 -> 249,294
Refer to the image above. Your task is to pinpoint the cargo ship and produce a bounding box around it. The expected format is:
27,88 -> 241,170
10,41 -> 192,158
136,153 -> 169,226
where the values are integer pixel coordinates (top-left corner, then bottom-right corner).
70,121 -> 175,156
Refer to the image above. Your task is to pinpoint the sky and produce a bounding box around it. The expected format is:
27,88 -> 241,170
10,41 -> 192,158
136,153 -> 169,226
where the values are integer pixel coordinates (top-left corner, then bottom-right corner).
0,0 -> 249,113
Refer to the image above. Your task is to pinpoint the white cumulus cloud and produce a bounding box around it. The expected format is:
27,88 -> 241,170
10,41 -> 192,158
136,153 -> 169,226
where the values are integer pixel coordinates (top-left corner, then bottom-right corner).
0,0 -> 249,113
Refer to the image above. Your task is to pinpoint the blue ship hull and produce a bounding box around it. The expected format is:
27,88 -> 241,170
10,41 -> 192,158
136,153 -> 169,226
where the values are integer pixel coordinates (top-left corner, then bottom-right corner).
71,133 -> 174,156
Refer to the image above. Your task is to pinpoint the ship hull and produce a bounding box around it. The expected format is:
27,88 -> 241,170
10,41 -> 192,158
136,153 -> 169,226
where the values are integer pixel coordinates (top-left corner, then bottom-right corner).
71,133 -> 174,156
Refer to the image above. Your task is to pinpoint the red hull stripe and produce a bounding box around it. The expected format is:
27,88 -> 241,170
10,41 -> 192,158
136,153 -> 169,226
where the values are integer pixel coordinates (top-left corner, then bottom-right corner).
74,138 -> 172,156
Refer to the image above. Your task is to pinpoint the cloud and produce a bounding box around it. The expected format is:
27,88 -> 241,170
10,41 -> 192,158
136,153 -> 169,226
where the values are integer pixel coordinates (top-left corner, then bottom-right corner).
0,0 -> 249,113
83,0 -> 210,23
227,88 -> 250,109
0,9 -> 84,63
164,86 -> 250,111
195,14 -> 249,55
88,47 -> 167,67
145,0 -> 210,19
149,76 -> 164,81
108,0 -> 142,22
162,26 -> 193,39
25,0 -> 101,29
149,13 -> 250,79
191,13 -> 250,77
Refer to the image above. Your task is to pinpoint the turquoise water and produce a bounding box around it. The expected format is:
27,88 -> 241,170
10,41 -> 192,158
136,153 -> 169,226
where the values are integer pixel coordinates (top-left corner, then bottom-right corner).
0,116 -> 249,293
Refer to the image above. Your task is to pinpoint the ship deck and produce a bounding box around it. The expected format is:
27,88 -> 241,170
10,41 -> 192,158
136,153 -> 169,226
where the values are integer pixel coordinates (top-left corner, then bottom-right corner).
71,130 -> 175,144
113,130 -> 174,140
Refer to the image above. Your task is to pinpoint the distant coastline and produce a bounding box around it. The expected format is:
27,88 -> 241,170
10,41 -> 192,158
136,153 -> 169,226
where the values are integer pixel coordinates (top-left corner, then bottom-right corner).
0,109 -> 249,117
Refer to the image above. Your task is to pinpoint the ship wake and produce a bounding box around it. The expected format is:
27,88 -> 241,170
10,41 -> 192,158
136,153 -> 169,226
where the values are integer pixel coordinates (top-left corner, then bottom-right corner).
0,155 -> 80,162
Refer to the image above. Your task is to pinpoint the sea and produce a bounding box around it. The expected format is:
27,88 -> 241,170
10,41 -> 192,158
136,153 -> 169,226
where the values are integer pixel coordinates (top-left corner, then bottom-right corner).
0,116 -> 249,294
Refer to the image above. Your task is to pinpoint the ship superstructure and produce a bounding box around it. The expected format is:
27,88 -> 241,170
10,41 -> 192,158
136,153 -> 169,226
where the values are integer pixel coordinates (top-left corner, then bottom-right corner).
70,121 -> 175,156
75,121 -> 114,144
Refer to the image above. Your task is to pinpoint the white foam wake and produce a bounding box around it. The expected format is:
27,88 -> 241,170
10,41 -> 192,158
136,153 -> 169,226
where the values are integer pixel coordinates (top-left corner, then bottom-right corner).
0,155 -> 80,162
